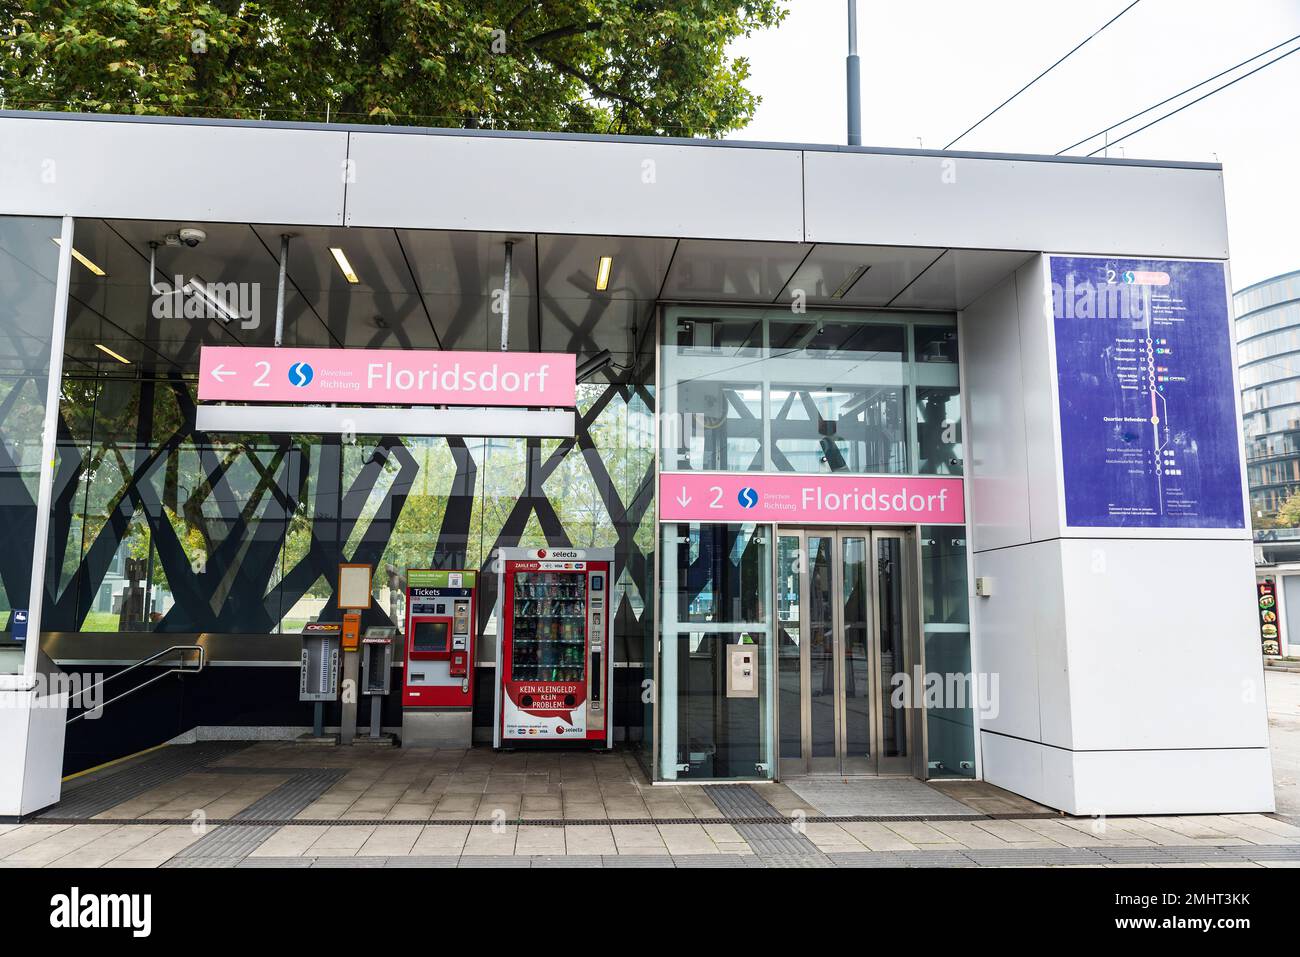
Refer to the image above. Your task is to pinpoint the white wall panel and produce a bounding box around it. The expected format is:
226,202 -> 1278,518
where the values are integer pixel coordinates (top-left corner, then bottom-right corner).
0,117 -> 348,224
804,151 -> 1228,258
1059,537 -> 1269,750
1015,257 -> 1065,540
962,277 -> 1031,551
345,132 -> 804,240
1070,748 -> 1274,815
971,541 -> 1063,744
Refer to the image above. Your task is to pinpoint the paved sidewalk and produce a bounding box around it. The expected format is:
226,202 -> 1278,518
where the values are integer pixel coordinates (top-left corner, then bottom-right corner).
9,739 -> 1297,868
2,814 -> 1299,868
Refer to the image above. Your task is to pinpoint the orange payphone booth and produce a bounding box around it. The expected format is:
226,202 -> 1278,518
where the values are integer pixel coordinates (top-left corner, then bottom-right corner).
401,569 -> 478,747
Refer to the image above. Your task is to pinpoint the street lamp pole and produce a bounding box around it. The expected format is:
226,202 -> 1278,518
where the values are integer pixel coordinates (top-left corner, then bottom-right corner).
847,0 -> 862,146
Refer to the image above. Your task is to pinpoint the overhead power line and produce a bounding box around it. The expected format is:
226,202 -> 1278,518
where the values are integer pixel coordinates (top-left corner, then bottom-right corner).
944,0 -> 1143,149
1082,39 -> 1300,156
1059,34 -> 1300,154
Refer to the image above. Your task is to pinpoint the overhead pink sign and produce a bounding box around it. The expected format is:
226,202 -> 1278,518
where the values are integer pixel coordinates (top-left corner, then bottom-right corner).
659,472 -> 965,525
197,346 -> 576,407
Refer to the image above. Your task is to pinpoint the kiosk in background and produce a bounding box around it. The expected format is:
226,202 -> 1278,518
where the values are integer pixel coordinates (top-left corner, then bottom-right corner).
401,568 -> 478,748
493,547 -> 614,749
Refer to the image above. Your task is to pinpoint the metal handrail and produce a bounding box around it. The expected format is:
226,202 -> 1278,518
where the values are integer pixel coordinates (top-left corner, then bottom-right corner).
66,644 -> 205,724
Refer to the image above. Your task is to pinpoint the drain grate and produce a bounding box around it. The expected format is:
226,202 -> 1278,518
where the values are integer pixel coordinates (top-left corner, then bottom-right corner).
44,743 -> 253,820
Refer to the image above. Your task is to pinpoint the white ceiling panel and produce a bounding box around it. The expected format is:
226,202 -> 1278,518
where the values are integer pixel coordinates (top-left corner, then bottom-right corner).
538,234 -> 675,302
782,244 -> 944,306
889,249 -> 1036,310
661,239 -> 809,302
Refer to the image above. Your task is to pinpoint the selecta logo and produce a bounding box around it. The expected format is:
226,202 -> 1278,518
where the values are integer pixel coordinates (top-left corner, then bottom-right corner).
288,362 -> 314,387
737,487 -> 758,508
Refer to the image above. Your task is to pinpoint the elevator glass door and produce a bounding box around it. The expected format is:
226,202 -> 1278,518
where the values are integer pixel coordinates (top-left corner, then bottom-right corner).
775,528 -> 916,776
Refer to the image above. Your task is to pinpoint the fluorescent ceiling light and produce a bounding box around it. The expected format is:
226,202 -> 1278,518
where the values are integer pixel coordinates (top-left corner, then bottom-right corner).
831,264 -> 869,299
52,238 -> 106,277
595,256 -> 613,292
330,247 -> 360,284
94,343 -> 131,364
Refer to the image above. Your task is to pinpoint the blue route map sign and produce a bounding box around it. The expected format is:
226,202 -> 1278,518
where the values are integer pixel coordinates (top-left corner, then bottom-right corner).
1051,255 -> 1245,529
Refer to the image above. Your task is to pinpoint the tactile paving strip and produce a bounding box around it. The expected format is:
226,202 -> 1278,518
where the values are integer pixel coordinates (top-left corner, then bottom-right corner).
42,742 -> 254,820
169,768 -> 348,862
229,769 -> 347,820
706,784 -> 779,819
707,784 -> 824,858
165,826 -> 282,863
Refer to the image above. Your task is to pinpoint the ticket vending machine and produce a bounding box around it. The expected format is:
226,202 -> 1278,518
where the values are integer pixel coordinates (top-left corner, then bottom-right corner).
493,547 -> 615,748
401,569 -> 478,748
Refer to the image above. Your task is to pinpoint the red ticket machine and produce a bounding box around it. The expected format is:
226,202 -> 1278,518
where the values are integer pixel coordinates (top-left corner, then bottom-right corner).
493,547 -> 614,748
401,569 -> 478,747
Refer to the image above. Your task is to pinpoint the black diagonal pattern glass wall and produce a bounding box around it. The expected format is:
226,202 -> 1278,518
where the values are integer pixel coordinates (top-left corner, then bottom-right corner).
37,372 -> 655,709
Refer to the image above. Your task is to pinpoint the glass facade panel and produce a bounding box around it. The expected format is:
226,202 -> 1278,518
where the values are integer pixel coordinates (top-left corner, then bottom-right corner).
657,306 -> 974,782
775,534 -> 802,762
661,307 -> 956,475
658,522 -> 773,779
807,534 -> 836,760
920,526 -> 976,778
0,216 -> 62,641
840,535 -> 871,762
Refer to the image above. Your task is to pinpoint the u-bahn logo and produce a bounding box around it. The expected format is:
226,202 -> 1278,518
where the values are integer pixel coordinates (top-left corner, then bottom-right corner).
288,362 -> 314,387
737,487 -> 758,508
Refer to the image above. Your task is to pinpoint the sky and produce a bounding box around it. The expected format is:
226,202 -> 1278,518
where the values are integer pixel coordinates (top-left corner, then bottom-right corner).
726,0 -> 1300,291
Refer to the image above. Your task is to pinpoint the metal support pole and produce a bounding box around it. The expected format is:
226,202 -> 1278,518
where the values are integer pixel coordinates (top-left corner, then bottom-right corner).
19,216 -> 74,680
846,0 -> 862,146
500,241 -> 513,352
369,696 -> 382,739
275,234 -> 290,347
313,701 -> 324,738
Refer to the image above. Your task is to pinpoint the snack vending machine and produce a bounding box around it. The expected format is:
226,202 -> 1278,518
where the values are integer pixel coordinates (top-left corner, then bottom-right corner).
493,547 -> 614,748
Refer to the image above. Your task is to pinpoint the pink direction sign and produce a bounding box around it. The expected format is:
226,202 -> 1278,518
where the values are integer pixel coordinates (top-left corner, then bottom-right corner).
659,472 -> 965,525
197,346 -> 576,408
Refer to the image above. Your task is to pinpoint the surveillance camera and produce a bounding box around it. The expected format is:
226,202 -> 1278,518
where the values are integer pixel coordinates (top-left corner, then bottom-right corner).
178,228 -> 207,248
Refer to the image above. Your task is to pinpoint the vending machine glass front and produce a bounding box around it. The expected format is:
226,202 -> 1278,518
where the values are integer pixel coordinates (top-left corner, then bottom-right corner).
510,572 -> 587,684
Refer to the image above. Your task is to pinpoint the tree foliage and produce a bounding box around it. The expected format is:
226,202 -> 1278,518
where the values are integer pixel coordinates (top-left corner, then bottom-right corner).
1275,488 -> 1300,528
2,1 -> 787,135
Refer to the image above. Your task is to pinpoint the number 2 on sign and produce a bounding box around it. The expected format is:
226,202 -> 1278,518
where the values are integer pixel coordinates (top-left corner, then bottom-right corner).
710,486 -> 723,508
253,360 -> 270,387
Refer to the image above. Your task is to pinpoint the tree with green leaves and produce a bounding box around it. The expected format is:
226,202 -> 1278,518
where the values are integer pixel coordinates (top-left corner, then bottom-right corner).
2,1 -> 787,136
1274,488 -> 1300,528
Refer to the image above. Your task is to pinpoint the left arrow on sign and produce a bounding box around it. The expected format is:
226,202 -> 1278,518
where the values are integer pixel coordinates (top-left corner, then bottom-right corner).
210,364 -> 235,382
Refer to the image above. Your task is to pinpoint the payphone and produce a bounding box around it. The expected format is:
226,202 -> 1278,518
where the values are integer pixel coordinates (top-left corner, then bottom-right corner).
359,626 -> 396,743
401,569 -> 478,747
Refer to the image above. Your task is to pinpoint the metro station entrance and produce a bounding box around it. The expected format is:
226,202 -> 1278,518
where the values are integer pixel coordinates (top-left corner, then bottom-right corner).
775,528 -> 919,778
